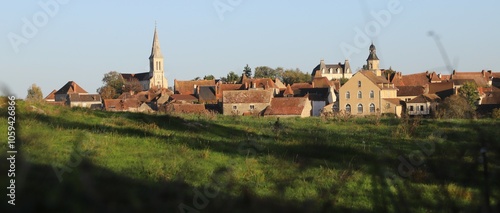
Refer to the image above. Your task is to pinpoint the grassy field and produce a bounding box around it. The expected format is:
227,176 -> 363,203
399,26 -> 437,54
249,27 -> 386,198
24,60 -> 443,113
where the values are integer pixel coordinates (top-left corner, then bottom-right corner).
1,100 -> 499,212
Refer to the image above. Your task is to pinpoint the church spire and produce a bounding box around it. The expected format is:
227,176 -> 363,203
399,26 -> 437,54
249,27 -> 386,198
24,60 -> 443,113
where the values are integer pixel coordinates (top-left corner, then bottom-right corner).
149,25 -> 163,59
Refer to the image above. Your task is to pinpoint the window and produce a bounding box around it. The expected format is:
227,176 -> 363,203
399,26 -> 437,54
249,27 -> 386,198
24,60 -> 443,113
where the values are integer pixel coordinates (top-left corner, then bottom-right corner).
370,103 -> 375,113
232,105 -> 237,110
357,104 -> 363,114
333,104 -> 339,112
250,105 -> 255,110
420,105 -> 424,111
336,68 -> 340,73
357,91 -> 362,99
358,81 -> 362,87
370,90 -> 374,99
346,91 -> 350,99
329,68 -> 333,74
410,106 -> 414,111
345,104 -> 351,113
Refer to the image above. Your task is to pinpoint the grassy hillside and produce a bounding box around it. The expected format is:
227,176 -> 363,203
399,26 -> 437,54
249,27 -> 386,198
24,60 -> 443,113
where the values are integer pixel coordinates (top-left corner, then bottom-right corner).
1,100 -> 499,212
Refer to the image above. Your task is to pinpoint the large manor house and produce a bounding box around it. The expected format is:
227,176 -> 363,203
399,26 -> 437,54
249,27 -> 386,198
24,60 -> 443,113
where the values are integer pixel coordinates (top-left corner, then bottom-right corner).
44,27 -> 500,117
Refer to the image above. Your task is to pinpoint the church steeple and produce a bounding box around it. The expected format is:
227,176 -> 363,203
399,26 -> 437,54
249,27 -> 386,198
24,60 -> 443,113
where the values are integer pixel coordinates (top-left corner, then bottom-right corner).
366,42 -> 380,72
149,25 -> 163,60
148,24 -> 167,89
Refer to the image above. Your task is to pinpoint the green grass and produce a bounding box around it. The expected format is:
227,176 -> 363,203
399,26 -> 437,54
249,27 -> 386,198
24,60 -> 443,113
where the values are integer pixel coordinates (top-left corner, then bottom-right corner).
1,100 -> 499,212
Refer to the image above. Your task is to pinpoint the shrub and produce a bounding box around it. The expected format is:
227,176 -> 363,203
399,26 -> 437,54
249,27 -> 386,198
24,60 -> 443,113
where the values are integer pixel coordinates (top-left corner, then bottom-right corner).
492,108 -> 500,119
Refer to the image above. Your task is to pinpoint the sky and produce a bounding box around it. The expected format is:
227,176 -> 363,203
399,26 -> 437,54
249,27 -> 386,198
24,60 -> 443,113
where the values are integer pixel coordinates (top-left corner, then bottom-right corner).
1,0 -> 500,98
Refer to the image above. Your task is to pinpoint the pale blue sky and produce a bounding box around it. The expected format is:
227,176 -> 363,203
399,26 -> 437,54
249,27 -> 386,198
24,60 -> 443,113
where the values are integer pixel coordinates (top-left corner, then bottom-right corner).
1,1 -> 499,98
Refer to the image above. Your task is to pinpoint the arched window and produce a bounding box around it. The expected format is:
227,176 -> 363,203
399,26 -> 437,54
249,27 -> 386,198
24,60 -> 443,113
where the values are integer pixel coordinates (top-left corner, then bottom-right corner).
370,103 -> 375,113
370,90 -> 374,98
357,91 -> 362,99
346,91 -> 350,99
333,104 -> 339,112
358,81 -> 362,87
358,104 -> 363,113
345,104 -> 351,113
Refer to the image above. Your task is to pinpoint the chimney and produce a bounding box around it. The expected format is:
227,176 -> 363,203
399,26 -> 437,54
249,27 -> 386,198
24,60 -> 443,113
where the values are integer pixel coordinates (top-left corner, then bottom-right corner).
482,70 -> 485,77
438,73 -> 442,79
320,59 -> 326,70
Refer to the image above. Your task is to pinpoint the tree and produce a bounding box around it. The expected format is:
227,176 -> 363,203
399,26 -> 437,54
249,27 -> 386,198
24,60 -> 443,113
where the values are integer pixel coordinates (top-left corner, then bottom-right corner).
340,78 -> 349,86
97,71 -> 124,98
26,84 -> 43,102
123,78 -> 144,94
243,64 -> 252,78
254,66 -> 281,79
222,71 -> 240,83
458,82 -> 479,110
384,67 -> 396,80
203,75 -> 215,80
436,95 -> 474,119
282,68 -> 310,85
98,85 -> 116,99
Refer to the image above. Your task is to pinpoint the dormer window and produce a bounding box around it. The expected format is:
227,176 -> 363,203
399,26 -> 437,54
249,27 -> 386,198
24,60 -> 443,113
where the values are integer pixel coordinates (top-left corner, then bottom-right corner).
336,68 -> 340,73
329,68 -> 333,74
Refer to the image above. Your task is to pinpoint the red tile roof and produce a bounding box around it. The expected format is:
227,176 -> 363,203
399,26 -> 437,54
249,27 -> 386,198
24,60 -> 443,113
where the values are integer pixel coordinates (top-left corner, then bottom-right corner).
55,81 -> 88,94
312,77 -> 334,88
174,79 -> 215,95
283,84 -> 294,96
223,90 -> 273,104
44,89 -> 57,100
165,104 -> 207,114
216,83 -> 246,100
170,94 -> 198,102
391,72 -> 430,86
397,86 -> 424,96
243,78 -> 277,89
407,94 -> 441,103
451,71 -> 492,87
264,97 -> 308,116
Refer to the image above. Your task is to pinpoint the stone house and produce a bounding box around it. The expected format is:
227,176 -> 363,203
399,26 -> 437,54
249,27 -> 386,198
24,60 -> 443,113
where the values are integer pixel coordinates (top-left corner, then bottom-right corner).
222,90 -> 273,115
311,59 -> 353,80
54,81 -> 102,109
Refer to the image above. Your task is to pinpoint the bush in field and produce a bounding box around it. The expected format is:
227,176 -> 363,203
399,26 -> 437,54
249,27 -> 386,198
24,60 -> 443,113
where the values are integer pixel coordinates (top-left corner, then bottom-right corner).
492,108 -> 500,119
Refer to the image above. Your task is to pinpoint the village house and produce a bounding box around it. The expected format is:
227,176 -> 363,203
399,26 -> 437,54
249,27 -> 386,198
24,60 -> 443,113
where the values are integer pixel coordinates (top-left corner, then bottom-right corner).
53,81 -> 102,109
339,44 -> 402,117
263,96 -> 312,118
406,94 -> 441,116
311,59 -> 352,80
44,90 -> 57,102
222,90 -> 273,115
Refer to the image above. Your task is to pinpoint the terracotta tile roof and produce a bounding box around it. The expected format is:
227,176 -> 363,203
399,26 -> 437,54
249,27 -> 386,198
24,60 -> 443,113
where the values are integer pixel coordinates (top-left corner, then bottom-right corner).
55,81 -> 88,94
174,79 -> 215,95
283,84 -> 294,96
223,90 -> 273,104
481,92 -> 500,105
397,86 -> 424,96
165,104 -> 207,114
121,72 -> 150,81
243,78 -> 277,89
451,79 -> 476,85
383,98 -> 403,106
407,94 -> 441,103
312,77 -> 334,88
103,99 -> 124,111
427,82 -> 454,100
170,94 -> 198,102
359,71 -> 398,90
44,89 -> 57,100
123,98 -> 140,109
451,71 -> 491,87
391,72 -> 430,86
264,97 -> 308,116
68,94 -> 101,102
290,82 -> 312,94
216,83 -> 246,100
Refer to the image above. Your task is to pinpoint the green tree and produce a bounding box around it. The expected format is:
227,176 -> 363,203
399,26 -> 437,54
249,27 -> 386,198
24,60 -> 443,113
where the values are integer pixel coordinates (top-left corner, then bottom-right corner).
222,71 -> 240,83
203,75 -> 215,80
97,71 -> 124,98
458,82 -> 479,110
26,84 -> 43,102
282,68 -> 310,85
254,66 -> 281,79
436,95 -> 474,119
243,64 -> 252,78
340,78 -> 349,86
